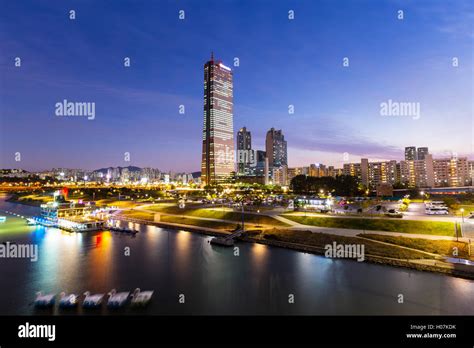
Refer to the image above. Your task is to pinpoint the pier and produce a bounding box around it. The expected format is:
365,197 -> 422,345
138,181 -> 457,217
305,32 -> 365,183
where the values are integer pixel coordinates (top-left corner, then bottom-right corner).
210,229 -> 245,247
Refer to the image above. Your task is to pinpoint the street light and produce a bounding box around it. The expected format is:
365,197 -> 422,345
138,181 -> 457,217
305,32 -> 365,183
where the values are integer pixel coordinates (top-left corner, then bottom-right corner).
460,208 -> 465,223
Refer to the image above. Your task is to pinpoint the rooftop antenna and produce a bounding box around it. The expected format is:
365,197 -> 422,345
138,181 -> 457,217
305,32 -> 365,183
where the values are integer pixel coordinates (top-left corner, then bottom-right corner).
210,51 -> 214,61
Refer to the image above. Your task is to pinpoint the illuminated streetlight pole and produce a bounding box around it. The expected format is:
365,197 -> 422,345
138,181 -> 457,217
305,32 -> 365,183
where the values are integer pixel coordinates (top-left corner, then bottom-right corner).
241,201 -> 245,233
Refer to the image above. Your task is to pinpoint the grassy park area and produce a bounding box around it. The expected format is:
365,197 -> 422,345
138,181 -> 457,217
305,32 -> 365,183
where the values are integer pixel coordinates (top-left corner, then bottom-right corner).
360,234 -> 472,259
254,229 -> 432,260
121,209 -> 154,221
7,194 -> 53,206
159,215 -> 239,231
144,204 -> 288,227
282,214 -> 455,236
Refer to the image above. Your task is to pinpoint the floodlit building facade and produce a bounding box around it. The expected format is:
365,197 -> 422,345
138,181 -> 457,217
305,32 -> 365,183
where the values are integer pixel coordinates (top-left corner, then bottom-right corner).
201,54 -> 234,185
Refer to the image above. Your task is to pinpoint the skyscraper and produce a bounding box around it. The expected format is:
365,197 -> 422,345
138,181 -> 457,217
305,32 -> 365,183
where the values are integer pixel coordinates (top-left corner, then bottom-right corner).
417,147 -> 429,161
201,53 -> 234,185
265,128 -> 287,171
405,146 -> 417,161
236,127 -> 252,175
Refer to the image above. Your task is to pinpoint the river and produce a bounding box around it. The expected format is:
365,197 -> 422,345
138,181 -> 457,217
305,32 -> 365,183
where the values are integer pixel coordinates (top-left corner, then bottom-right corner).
0,195 -> 473,315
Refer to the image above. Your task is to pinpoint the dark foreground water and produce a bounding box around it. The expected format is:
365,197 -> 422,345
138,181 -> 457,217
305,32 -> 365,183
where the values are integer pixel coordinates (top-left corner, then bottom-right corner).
0,195 -> 473,315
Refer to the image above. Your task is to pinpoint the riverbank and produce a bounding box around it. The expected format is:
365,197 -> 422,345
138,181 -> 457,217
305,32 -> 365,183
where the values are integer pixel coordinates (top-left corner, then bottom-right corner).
282,213 -> 456,236
3,194 -> 473,280
115,214 -> 474,280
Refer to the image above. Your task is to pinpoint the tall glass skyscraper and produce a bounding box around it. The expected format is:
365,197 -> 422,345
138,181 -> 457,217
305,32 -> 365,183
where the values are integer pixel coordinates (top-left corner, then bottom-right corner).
201,54 -> 234,185
417,147 -> 429,160
237,127 -> 252,175
266,128 -> 287,170
404,146 -> 417,161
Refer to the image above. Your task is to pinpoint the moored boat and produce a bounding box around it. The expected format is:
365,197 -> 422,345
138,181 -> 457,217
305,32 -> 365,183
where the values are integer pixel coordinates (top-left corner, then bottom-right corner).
58,292 -> 79,308
107,289 -> 130,308
34,292 -> 56,308
131,288 -> 154,307
83,291 -> 104,308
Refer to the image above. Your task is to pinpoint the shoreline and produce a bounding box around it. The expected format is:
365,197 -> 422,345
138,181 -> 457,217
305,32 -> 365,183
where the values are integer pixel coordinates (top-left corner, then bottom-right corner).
2,196 -> 473,281
116,215 -> 474,281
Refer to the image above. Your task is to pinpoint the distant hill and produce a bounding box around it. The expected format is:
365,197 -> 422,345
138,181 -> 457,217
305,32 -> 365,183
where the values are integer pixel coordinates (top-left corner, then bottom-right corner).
94,166 -> 142,174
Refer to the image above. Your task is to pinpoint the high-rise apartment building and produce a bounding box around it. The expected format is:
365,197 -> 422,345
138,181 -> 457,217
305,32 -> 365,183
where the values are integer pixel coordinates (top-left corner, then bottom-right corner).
368,160 -> 398,188
417,147 -> 429,161
433,157 -> 470,187
287,166 -> 310,183
309,163 -> 328,177
469,161 -> 474,185
400,154 -> 434,188
236,127 -> 252,175
405,146 -> 417,161
201,54 -> 234,185
273,165 -> 288,186
343,162 -> 362,179
265,128 -> 287,171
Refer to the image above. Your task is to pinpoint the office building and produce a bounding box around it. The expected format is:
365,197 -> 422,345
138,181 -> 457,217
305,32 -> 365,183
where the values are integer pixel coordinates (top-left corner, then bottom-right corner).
405,146 -> 417,161
236,127 -> 252,175
265,128 -> 287,171
417,147 -> 429,161
201,54 -> 234,185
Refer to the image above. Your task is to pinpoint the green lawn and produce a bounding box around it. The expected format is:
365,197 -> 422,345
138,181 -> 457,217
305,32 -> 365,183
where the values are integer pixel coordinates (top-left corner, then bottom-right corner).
454,204 -> 474,217
121,210 -> 155,221
143,203 -> 180,212
96,199 -> 144,209
0,216 -> 36,239
360,234 -> 471,259
8,194 -> 53,206
145,204 -> 288,226
159,215 -> 238,231
282,214 -> 455,236
256,229 -> 432,259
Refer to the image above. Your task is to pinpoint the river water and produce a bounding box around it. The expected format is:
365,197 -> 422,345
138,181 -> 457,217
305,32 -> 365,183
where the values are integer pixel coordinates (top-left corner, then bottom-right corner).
0,195 -> 473,315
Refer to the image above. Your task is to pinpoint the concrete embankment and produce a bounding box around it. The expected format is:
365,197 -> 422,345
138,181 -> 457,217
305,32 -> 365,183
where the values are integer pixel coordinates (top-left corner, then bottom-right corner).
116,215 -> 474,280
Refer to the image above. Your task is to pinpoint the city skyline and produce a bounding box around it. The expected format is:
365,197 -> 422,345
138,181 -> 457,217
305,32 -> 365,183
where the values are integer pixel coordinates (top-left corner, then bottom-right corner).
2,2 -> 474,344
1,0 -> 473,172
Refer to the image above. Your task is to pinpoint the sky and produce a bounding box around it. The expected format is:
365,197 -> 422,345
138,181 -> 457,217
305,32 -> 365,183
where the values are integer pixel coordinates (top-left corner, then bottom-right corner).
0,0 -> 473,172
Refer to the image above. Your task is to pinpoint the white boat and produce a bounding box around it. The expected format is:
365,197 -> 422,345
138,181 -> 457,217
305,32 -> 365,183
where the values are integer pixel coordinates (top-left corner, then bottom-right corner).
131,288 -> 154,307
34,292 -> 56,308
58,292 -> 79,308
107,289 -> 130,308
26,218 -> 37,226
108,224 -> 139,234
83,291 -> 104,308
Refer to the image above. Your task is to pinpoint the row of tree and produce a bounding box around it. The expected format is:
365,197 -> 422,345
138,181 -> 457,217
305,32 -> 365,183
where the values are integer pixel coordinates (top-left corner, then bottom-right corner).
290,175 -> 362,196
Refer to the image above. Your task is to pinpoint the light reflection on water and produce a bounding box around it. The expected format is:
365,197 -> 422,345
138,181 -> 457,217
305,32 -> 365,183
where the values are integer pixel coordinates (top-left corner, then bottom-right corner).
1,197 -> 474,315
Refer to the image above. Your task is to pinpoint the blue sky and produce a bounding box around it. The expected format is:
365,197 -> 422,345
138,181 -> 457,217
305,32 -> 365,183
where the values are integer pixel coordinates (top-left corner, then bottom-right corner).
0,0 -> 472,171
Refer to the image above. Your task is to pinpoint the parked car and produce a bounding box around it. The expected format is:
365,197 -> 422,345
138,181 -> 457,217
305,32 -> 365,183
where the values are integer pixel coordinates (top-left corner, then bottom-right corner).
425,207 -> 449,215
385,209 -> 402,217
466,213 -> 474,224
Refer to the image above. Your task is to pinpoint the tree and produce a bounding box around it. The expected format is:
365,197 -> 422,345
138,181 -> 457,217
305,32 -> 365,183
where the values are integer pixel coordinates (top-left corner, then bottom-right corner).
290,175 -> 362,196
